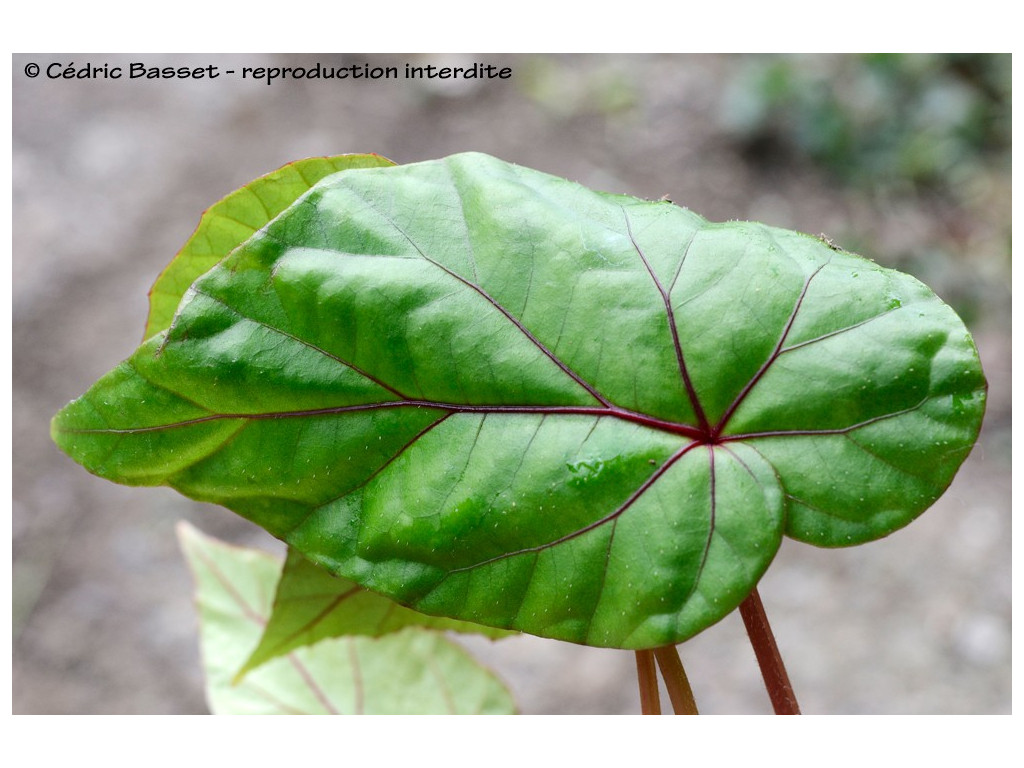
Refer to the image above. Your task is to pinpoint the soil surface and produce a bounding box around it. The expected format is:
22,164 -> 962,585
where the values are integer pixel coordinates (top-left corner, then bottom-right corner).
13,53 -> 1010,714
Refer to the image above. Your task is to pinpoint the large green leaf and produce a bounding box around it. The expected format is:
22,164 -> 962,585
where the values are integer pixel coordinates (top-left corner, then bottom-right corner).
178,522 -> 516,714
146,153 -> 395,339
239,547 -> 514,679
53,152 -> 986,649
144,152 -> 506,650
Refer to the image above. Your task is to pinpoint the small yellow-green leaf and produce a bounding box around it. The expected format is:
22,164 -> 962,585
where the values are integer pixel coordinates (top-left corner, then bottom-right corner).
177,522 -> 515,714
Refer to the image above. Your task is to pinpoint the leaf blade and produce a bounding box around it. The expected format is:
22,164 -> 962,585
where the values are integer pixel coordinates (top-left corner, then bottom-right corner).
57,152 -> 986,649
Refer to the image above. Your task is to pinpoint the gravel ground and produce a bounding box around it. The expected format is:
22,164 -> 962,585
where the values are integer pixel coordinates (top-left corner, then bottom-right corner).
12,53 -> 1011,714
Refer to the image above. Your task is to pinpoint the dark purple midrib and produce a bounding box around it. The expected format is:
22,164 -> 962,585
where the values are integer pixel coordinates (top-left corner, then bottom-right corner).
66,255 -> 887,446
62,399 -> 706,441
62,394 -> 924,444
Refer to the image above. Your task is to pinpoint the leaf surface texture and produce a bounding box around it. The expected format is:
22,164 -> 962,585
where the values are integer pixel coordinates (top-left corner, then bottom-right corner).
55,153 -> 986,648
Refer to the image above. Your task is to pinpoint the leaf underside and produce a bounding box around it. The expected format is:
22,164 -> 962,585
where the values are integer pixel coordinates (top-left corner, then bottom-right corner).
178,522 -> 515,714
54,152 -> 986,649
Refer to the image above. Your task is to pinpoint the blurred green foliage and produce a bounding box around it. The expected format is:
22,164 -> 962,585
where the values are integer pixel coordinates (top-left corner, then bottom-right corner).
721,54 -> 1010,197
519,56 -> 640,119
721,54 -> 1010,332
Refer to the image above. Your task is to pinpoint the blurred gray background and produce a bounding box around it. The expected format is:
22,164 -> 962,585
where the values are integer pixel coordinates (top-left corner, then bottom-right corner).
12,53 -> 1010,714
